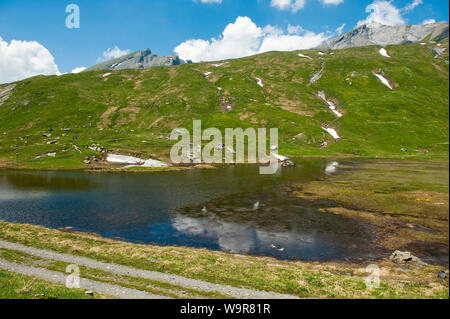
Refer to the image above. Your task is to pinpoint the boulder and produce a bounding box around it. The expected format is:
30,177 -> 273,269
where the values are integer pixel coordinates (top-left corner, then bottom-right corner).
438,270 -> 447,280
390,250 -> 426,266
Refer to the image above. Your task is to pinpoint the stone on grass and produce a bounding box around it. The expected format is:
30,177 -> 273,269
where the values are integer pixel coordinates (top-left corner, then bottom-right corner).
438,270 -> 447,280
390,250 -> 426,266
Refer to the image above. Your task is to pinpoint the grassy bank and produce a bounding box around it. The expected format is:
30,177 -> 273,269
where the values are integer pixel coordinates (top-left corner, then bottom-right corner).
0,220 -> 448,299
0,267 -> 106,299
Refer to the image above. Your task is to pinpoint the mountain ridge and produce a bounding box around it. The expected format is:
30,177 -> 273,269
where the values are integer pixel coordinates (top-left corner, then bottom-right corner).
85,48 -> 192,72
319,21 -> 449,50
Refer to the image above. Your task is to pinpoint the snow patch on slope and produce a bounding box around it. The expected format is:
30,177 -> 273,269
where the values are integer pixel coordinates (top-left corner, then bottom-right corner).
298,53 -> 313,60
256,78 -> 264,87
379,48 -> 390,58
322,127 -> 340,140
318,91 -> 343,118
373,73 -> 393,90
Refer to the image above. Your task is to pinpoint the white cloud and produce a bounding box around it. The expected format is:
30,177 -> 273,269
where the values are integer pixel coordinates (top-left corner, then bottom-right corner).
357,1 -> 405,26
321,0 -> 344,5
422,19 -> 436,25
336,23 -> 346,35
402,0 -> 422,12
357,0 -> 425,27
0,36 -> 60,84
97,46 -> 130,63
287,24 -> 304,34
174,16 -> 329,62
197,0 -> 222,3
71,67 -> 86,74
271,0 -> 306,13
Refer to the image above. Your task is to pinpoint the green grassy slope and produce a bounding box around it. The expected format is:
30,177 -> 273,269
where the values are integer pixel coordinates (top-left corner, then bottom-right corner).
0,42 -> 448,169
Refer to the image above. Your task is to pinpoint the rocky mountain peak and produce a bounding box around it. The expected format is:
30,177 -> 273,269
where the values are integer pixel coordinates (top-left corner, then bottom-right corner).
85,48 -> 191,72
319,21 -> 449,50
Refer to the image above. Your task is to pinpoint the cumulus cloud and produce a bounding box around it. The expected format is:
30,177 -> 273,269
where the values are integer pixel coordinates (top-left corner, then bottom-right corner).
174,16 -> 329,62
71,67 -> 87,74
0,36 -> 60,84
271,0 -> 306,13
97,46 -> 130,63
357,0 -> 425,27
357,1 -> 405,26
422,19 -> 436,25
321,0 -> 344,5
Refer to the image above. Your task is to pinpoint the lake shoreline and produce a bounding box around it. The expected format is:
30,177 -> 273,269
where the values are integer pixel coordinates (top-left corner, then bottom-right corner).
0,220 -> 448,299
1,155 -> 448,172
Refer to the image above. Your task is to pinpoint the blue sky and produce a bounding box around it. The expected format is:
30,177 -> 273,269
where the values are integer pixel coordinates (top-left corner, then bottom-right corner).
0,0 -> 448,80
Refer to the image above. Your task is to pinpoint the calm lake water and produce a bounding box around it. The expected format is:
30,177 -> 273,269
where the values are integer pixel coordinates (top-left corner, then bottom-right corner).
0,160 -> 384,261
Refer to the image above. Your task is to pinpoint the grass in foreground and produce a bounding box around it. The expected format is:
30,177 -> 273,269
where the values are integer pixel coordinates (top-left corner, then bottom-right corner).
0,220 -> 448,299
0,268 -> 106,299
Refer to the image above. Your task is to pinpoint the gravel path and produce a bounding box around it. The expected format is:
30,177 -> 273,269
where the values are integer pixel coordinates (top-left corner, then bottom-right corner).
0,258 -> 169,299
0,239 -> 299,299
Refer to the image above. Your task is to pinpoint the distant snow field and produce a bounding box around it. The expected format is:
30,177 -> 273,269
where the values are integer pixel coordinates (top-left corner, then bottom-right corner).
102,73 -> 112,77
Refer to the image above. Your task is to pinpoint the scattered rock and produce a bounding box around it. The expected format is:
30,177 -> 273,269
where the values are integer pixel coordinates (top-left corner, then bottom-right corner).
33,294 -> 45,299
438,270 -> 447,280
390,250 -> 427,266
270,244 -> 276,249
58,226 -> 74,233
85,291 -> 94,296
282,161 -> 296,167
400,148 -> 407,152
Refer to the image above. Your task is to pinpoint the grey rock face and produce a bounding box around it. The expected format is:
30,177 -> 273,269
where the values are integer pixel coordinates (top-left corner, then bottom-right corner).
319,22 -> 449,50
0,84 -> 16,106
438,270 -> 447,280
390,250 -> 427,266
85,49 -> 191,72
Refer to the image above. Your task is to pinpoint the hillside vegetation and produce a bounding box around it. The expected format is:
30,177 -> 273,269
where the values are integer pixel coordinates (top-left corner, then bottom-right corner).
0,41 -> 448,169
